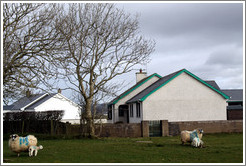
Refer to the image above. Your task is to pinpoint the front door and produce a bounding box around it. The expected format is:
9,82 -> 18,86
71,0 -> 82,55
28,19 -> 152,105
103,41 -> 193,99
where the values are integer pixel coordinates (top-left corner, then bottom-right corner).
118,105 -> 129,123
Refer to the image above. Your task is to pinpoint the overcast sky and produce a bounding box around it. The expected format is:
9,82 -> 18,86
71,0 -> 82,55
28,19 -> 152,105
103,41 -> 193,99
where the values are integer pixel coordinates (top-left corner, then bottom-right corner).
109,2 -> 244,95
53,2 -> 243,101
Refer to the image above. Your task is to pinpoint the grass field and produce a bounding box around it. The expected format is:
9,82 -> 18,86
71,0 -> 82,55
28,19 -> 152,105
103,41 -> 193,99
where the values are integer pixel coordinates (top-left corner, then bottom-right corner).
3,133 -> 243,163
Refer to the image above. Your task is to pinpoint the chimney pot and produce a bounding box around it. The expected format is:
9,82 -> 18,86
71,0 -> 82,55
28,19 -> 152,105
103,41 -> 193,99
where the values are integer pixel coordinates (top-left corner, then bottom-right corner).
58,88 -> 61,93
26,89 -> 31,97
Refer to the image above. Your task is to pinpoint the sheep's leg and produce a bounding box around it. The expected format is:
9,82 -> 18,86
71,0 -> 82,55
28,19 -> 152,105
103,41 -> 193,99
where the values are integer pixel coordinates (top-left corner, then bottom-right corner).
34,150 -> 38,156
29,150 -> 33,157
17,153 -> 20,157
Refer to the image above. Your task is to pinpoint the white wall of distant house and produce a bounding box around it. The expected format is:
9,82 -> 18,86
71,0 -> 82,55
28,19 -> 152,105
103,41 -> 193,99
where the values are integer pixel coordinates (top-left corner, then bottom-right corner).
142,72 -> 228,122
34,93 -> 81,124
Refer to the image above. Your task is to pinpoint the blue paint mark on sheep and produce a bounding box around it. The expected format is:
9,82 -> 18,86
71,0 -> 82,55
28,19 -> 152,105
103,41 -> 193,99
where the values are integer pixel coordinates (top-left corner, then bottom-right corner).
19,136 -> 29,146
190,131 -> 199,142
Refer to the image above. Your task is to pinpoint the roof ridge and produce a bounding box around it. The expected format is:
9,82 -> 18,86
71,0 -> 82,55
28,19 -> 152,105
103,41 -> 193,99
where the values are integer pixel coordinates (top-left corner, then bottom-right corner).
127,69 -> 229,103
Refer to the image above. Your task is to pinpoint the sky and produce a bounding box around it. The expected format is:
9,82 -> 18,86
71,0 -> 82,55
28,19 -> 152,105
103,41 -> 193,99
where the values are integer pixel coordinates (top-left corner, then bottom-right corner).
106,2 -> 244,98
3,1 -> 243,103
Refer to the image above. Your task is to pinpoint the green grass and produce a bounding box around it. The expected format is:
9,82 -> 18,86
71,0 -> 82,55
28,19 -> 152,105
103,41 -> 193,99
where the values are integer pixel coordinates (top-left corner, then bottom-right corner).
3,133 -> 243,163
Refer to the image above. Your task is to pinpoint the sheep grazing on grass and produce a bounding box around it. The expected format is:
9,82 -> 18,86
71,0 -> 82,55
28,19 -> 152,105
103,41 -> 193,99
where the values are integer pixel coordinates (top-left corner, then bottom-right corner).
8,134 -> 37,157
180,128 -> 203,146
191,137 -> 204,148
29,145 -> 43,157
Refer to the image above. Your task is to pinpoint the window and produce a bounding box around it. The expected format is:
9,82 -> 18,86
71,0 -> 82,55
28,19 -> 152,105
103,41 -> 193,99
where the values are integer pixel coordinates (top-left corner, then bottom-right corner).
130,104 -> 133,117
118,105 -> 124,117
136,103 -> 141,117
108,105 -> 112,120
119,109 -> 124,117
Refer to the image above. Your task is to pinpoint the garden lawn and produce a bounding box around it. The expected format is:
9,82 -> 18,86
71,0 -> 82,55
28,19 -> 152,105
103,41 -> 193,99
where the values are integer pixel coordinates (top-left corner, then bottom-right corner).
3,133 -> 243,163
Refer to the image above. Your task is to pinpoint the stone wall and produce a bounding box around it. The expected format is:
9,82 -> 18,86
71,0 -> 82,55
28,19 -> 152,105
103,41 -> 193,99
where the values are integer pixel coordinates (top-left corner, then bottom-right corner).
168,120 -> 243,136
96,123 -> 142,137
5,120 -> 242,137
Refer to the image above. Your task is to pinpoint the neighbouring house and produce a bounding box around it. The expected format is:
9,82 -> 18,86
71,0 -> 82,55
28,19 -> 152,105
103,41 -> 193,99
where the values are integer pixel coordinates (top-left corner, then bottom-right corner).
222,89 -> 243,120
108,69 -> 232,123
3,89 -> 81,124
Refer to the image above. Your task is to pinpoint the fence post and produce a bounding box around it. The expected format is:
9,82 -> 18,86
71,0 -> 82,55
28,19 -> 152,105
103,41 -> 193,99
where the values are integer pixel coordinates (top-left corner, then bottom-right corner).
50,120 -> 54,135
65,122 -> 70,135
161,120 -> 169,136
141,121 -> 149,137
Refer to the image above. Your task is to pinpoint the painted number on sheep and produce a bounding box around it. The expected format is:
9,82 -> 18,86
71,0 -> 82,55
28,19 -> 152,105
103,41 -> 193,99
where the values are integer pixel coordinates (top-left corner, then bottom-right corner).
19,136 -> 29,146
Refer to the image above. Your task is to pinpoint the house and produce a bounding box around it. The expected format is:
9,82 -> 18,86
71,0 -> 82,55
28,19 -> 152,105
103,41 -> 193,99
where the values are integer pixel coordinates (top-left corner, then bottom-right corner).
3,89 -> 81,124
221,89 -> 243,120
107,69 -> 162,123
108,69 -> 231,123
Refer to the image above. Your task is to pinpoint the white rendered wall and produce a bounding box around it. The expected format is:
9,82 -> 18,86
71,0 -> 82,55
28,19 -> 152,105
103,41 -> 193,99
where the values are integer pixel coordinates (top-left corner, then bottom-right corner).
34,94 -> 81,123
142,72 -> 227,122
113,75 -> 160,123
129,103 -> 142,123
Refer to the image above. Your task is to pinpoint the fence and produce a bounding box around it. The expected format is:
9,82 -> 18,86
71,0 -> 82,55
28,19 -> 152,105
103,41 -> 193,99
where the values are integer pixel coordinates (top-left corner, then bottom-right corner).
3,120 -> 243,137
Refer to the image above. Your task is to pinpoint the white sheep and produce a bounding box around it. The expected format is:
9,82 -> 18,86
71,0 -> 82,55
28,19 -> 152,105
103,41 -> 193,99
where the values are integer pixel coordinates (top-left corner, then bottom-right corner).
191,137 -> 204,148
29,145 -> 43,157
180,128 -> 203,145
8,134 -> 37,157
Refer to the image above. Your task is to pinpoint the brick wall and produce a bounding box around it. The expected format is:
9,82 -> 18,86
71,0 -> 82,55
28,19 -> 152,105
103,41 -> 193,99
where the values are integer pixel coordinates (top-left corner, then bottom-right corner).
168,120 -> 243,136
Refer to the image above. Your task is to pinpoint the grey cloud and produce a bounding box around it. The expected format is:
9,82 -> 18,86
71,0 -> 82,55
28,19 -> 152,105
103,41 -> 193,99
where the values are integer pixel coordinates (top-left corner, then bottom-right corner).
205,45 -> 243,67
114,3 -> 243,92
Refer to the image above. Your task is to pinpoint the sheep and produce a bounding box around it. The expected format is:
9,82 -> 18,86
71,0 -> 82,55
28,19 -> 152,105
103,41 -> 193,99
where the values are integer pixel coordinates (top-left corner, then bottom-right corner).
180,128 -> 203,145
29,145 -> 43,157
191,137 -> 204,148
8,134 -> 37,157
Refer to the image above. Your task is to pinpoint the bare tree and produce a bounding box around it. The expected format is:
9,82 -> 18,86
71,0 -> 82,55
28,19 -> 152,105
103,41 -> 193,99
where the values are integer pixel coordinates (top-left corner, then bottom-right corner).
3,3 -> 62,104
55,3 -> 155,138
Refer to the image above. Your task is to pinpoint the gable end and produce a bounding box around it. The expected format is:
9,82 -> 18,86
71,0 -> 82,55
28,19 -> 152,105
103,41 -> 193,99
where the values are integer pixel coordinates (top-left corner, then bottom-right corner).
139,69 -> 230,102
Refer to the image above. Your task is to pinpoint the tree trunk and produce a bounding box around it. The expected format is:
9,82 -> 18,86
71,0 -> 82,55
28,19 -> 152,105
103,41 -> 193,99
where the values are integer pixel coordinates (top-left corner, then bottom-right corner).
85,99 -> 95,138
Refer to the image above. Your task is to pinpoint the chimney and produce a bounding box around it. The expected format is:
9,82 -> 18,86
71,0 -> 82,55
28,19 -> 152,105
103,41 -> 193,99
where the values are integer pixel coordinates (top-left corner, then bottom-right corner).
26,89 -> 31,97
58,88 -> 62,94
136,69 -> 147,83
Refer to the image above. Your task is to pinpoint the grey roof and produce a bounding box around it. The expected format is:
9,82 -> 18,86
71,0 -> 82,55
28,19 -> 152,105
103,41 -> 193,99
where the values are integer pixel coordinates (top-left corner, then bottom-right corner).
127,69 -> 183,103
227,105 -> 243,110
109,73 -> 161,105
7,94 -> 46,110
127,69 -> 229,103
3,93 -> 55,111
3,105 -> 14,110
25,94 -> 56,110
221,89 -> 243,101
205,81 -> 220,90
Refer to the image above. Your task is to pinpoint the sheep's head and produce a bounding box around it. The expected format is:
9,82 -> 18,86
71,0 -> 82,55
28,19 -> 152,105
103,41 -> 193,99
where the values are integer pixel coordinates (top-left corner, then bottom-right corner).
9,134 -> 19,141
197,129 -> 203,134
